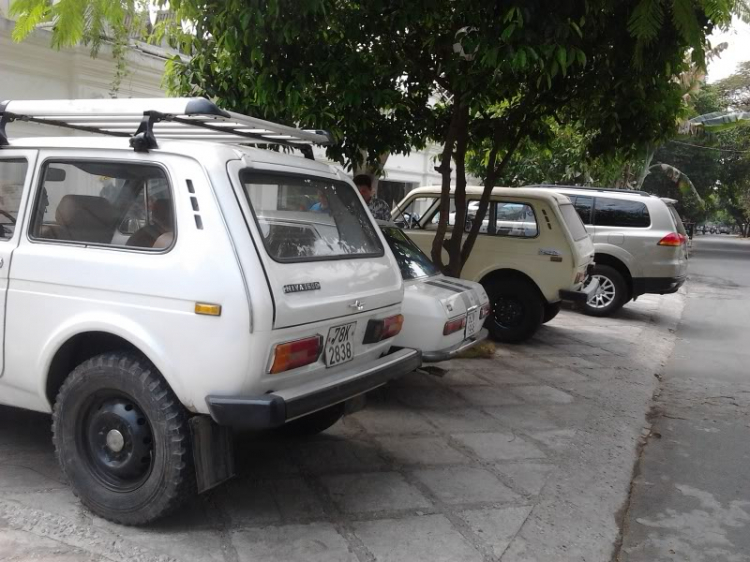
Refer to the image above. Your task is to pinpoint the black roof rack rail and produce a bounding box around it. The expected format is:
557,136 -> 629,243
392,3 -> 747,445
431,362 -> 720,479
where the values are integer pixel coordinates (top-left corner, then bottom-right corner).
524,184 -> 654,197
0,97 -> 333,159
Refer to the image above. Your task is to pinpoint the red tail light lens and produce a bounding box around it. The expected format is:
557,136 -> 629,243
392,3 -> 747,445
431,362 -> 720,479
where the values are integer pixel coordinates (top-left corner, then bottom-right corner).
443,316 -> 467,335
479,302 -> 491,320
658,232 -> 686,246
364,314 -> 404,343
270,336 -> 322,374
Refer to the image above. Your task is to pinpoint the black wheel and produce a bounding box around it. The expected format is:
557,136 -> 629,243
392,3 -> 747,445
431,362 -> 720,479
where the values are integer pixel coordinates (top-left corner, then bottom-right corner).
52,353 -> 195,525
275,403 -> 345,439
484,278 -> 544,343
542,302 -> 562,324
581,264 -> 628,317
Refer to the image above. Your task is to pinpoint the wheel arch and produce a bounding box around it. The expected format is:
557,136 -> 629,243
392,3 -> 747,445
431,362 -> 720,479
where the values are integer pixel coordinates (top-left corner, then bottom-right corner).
41,317 -> 182,409
479,268 -> 546,302
593,253 -> 633,298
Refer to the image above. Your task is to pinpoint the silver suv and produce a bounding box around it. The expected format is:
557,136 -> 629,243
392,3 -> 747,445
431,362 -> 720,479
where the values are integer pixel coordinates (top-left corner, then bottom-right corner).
526,186 -> 688,316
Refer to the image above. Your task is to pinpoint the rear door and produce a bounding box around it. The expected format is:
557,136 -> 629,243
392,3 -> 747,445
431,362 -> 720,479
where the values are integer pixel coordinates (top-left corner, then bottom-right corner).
0,151 -> 37,377
232,165 -> 402,328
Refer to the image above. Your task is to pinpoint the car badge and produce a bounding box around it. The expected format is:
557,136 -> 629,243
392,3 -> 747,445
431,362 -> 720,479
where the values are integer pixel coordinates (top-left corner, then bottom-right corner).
283,282 -> 321,294
349,299 -> 365,311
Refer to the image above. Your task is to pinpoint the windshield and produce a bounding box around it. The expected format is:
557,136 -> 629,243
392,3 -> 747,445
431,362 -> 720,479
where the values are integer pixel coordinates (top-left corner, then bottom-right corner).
240,171 -> 383,262
380,225 -> 440,280
559,203 -> 589,241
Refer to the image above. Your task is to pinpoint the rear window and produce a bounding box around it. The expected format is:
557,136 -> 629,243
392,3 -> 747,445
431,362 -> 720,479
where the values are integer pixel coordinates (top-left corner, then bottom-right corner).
594,197 -> 650,228
240,171 -> 383,262
380,225 -> 439,280
559,203 -> 589,241
666,204 -> 687,235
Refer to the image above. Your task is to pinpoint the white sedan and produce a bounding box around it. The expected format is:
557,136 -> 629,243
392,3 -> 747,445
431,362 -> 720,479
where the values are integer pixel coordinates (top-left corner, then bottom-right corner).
380,224 -> 490,361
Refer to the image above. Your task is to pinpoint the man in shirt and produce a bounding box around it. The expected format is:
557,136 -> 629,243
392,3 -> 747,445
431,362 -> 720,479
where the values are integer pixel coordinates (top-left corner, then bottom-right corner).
354,174 -> 391,221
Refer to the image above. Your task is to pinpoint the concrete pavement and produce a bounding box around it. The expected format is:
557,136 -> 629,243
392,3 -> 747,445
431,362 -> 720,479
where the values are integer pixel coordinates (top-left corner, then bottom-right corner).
619,235 -> 750,562
0,292 -> 685,562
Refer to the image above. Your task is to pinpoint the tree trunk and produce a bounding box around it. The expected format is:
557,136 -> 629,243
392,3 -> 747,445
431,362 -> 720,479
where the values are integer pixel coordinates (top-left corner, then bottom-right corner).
635,143 -> 656,190
354,152 -> 390,195
431,106 -> 462,271
445,105 -> 470,277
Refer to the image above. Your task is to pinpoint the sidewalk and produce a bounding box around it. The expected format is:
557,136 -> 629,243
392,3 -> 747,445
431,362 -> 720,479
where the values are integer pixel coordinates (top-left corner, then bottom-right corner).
0,293 -> 685,562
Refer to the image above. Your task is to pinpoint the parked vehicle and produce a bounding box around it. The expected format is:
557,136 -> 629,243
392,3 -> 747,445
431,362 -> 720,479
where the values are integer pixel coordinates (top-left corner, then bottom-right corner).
392,186 -> 597,343
0,98 -> 422,524
379,223 -> 489,360
720,225 -> 731,234
527,186 -> 688,316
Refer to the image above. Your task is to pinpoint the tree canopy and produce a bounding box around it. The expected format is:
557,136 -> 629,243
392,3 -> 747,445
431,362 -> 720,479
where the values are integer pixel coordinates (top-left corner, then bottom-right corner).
10,0 -> 750,268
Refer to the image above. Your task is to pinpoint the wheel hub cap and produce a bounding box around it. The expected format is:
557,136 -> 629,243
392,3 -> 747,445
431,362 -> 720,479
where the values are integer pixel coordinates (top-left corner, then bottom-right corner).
105,429 -> 125,453
494,296 -> 525,328
586,274 -> 616,309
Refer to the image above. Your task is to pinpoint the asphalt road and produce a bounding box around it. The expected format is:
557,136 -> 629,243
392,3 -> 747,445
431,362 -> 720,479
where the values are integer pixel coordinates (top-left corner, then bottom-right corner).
620,235 -> 750,562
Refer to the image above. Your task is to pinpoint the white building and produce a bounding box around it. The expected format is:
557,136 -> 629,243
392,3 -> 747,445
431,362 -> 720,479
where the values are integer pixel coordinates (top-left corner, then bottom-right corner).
1,5 -> 446,205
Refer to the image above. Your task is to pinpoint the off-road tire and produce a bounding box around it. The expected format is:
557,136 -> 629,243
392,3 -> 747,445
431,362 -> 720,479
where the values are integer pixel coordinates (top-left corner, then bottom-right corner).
484,278 -> 544,343
275,403 -> 346,439
542,302 -> 562,324
581,264 -> 628,317
52,352 -> 195,525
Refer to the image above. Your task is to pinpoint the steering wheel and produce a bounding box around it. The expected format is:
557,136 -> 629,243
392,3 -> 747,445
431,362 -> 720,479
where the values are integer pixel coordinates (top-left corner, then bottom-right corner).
0,210 -> 16,224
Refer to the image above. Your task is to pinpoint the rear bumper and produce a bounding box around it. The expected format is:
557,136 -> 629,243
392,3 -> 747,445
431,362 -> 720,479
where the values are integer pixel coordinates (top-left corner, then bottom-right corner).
633,276 -> 686,296
423,328 -> 489,362
559,278 -> 600,303
205,348 -> 422,429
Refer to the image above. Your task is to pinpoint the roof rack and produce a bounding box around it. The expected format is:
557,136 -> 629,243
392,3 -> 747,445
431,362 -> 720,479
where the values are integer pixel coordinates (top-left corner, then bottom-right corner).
0,97 -> 333,159
524,184 -> 654,197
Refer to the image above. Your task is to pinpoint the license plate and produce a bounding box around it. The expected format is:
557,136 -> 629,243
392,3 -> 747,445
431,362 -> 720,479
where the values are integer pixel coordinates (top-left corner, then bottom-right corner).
325,322 -> 356,368
466,311 -> 479,337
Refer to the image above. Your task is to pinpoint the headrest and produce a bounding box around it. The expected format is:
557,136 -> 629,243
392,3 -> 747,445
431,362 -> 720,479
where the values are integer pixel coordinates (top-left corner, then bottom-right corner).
55,195 -> 117,243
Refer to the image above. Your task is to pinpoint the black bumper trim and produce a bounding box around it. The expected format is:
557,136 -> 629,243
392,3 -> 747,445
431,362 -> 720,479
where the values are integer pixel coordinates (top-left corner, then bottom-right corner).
632,276 -> 686,296
206,348 -> 422,430
559,277 -> 600,303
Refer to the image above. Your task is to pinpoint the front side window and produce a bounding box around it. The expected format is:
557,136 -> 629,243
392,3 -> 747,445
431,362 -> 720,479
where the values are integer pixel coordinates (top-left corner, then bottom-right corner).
0,159 -> 28,240
30,161 -> 174,250
380,225 -> 439,280
240,171 -> 383,262
393,196 -> 436,228
493,202 -> 539,237
594,197 -> 650,228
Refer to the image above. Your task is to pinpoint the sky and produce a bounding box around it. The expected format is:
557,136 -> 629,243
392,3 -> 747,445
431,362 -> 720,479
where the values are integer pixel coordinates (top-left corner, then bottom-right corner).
707,17 -> 750,83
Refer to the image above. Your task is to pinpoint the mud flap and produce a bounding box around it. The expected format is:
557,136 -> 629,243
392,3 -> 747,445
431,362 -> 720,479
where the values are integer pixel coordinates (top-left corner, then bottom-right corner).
189,416 -> 235,493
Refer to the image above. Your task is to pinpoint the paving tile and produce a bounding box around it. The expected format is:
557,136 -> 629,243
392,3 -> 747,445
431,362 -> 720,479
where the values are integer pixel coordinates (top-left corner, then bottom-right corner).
495,463 -> 554,495
412,466 -> 519,504
434,369 -> 491,386
376,436 -> 469,466
421,408 -> 501,433
395,387 -> 469,410
452,432 -> 547,461
527,429 -> 578,452
1,489 -> 86,522
219,478 -> 281,528
0,461 -> 66,491
353,514 -> 484,562
453,386 -> 524,406
271,477 -> 326,520
352,406 -> 435,436
478,368 -> 538,385
233,439 -> 300,478
296,439 -> 387,473
483,406 -> 564,432
498,357 -> 553,371
460,505 -> 533,558
510,385 -> 575,404
0,528 -> 100,562
526,367 -> 589,384
321,471 -> 432,514
232,523 -> 357,562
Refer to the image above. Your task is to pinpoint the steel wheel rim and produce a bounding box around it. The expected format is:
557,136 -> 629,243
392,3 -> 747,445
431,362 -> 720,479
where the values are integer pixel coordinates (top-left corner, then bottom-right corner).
493,296 -> 525,328
586,274 -> 616,309
77,392 -> 154,492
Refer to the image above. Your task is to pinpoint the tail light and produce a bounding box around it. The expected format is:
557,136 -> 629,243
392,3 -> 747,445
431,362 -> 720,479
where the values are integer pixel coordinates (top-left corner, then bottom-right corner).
443,315 -> 467,335
657,232 -> 686,247
363,314 -> 404,344
269,336 -> 322,374
479,302 -> 491,320
575,271 -> 586,284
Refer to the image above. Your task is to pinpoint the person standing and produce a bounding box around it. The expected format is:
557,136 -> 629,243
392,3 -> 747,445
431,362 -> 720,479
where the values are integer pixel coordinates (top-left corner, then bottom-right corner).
354,174 -> 391,221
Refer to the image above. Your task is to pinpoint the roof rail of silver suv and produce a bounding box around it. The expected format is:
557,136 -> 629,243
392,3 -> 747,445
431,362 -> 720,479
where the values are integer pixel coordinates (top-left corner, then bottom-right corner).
0,97 -> 333,159
524,184 -> 654,197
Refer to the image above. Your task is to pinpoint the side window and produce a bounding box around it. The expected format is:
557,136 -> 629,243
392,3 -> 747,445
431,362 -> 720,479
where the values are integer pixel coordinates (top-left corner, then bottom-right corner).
393,196 -> 437,228
594,197 -> 650,228
30,161 -> 174,250
571,195 -> 593,225
0,159 -> 29,241
492,202 -> 538,238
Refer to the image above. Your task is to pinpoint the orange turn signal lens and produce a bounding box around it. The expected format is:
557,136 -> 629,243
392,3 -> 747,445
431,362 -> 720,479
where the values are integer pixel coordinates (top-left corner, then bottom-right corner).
269,336 -> 322,374
363,314 -> 404,344
195,303 -> 222,316
443,315 -> 467,336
